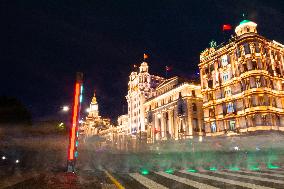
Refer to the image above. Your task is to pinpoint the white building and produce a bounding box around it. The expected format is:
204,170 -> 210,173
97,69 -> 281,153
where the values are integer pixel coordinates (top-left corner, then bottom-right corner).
126,61 -> 164,136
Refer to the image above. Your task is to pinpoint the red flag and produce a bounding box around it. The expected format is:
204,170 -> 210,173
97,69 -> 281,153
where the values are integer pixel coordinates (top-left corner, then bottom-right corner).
143,53 -> 148,60
222,24 -> 232,31
166,66 -> 172,71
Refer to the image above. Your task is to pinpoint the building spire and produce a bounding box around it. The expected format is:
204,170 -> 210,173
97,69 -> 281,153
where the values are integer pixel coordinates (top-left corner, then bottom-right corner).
91,91 -> 97,104
242,13 -> 245,19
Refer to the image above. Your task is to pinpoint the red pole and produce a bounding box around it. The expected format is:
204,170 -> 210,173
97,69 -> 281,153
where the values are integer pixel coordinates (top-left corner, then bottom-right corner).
67,72 -> 83,173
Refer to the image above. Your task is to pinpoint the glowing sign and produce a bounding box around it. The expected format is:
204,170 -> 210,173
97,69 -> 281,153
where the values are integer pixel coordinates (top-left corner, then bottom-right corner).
68,83 -> 80,160
67,73 -> 83,165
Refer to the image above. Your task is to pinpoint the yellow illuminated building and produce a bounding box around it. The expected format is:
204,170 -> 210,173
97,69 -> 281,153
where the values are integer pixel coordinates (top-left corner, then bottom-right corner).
126,61 -> 164,138
84,92 -> 112,136
144,76 -> 203,142
199,20 -> 284,136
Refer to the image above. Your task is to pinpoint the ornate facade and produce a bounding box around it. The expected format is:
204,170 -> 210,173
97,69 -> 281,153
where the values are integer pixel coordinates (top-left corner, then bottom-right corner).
144,76 -> 203,142
126,61 -> 164,137
199,20 -> 284,136
84,92 -> 111,136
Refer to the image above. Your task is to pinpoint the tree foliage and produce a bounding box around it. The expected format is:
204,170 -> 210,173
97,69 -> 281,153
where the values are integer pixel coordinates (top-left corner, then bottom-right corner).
0,96 -> 32,125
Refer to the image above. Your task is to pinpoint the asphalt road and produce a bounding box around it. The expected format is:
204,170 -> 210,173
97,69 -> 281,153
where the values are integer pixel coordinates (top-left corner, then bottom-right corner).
109,168 -> 284,189
2,133 -> 284,188
5,167 -> 284,189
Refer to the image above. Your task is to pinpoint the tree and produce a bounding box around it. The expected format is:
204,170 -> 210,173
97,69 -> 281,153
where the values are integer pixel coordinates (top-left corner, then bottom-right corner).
0,96 -> 32,125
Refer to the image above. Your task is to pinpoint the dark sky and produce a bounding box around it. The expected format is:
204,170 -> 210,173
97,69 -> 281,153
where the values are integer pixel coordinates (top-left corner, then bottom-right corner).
1,0 -> 284,122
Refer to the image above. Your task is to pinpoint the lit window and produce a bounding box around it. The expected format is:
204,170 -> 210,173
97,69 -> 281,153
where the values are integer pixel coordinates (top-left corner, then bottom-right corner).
211,122 -> 217,133
221,55 -> 228,67
224,87 -> 232,97
229,120 -> 236,131
223,72 -> 229,82
227,102 -> 234,113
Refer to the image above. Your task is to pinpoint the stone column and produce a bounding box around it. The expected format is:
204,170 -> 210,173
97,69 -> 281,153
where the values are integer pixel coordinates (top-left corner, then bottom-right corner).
173,108 -> 178,140
187,99 -> 193,136
161,113 -> 165,139
168,110 -> 173,138
154,114 -> 158,142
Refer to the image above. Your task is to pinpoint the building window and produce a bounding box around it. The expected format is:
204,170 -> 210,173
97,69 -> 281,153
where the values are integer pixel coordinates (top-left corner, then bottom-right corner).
257,58 -> 262,69
221,55 -> 228,67
229,120 -> 236,131
208,79 -> 213,88
223,72 -> 229,82
227,102 -> 234,113
244,43 -> 251,54
192,103 -> 197,111
255,77 -> 261,88
192,90 -> 196,97
255,42 -> 260,53
236,47 -> 241,58
211,122 -> 217,133
252,60 -> 257,69
224,87 -> 232,97
209,107 -> 215,117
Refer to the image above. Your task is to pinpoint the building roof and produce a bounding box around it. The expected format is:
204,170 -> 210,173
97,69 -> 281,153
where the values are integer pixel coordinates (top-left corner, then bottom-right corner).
240,19 -> 251,25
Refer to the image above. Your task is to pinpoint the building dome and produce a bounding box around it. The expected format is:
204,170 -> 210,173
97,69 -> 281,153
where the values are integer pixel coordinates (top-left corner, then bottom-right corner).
235,19 -> 257,36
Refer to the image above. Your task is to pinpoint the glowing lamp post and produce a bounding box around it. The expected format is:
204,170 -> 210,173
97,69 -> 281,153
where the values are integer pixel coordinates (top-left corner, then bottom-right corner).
62,106 -> 70,112
67,72 -> 83,173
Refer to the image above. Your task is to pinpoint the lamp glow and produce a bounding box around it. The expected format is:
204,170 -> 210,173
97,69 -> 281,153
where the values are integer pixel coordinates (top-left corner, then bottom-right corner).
62,106 -> 70,112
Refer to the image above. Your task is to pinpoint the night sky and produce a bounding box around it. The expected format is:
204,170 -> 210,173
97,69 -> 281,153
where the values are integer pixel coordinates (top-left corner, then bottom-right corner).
1,0 -> 284,122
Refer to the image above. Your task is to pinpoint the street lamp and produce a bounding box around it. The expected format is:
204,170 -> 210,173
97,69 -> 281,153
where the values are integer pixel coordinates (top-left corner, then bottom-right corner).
62,106 -> 70,112
86,108 -> 90,113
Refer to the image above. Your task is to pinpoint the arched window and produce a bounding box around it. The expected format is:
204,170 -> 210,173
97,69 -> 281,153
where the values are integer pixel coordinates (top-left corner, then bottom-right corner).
227,102 -> 235,113
192,103 -> 197,111
244,43 -> 251,54
211,122 -> 217,133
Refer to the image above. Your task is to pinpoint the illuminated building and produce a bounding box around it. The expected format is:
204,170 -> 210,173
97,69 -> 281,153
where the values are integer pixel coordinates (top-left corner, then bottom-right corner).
117,114 -> 129,134
144,76 -> 203,142
199,20 -> 284,136
114,114 -> 129,150
126,61 -> 164,139
84,92 -> 111,136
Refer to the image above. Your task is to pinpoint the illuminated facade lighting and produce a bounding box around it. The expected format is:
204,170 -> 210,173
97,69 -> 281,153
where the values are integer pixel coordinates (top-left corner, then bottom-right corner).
199,20 -> 284,136
83,92 -> 112,137
144,76 -> 203,142
126,60 -> 164,137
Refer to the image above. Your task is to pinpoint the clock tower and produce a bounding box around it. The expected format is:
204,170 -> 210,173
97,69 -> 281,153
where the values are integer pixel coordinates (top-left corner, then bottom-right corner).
88,92 -> 99,118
